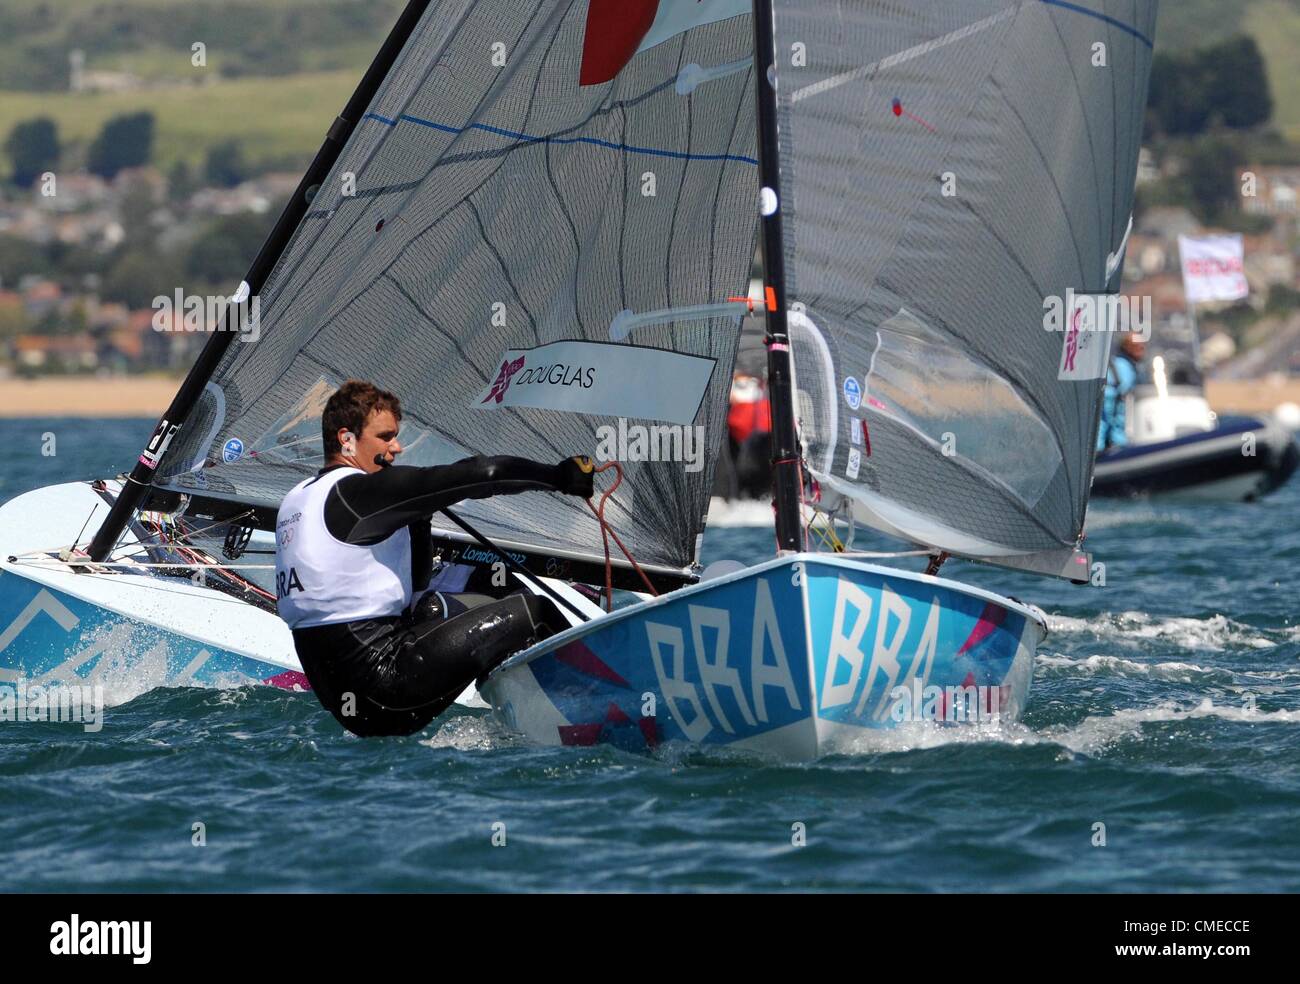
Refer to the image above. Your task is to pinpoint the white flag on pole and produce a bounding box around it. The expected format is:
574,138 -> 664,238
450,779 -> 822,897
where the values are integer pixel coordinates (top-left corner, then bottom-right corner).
1177,234 -> 1249,304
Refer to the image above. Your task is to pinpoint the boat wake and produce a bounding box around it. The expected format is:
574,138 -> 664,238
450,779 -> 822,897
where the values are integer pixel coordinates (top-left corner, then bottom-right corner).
419,710 -> 521,752
1083,506 -> 1197,531
810,698 -> 1300,760
1047,610 -> 1282,652
1040,700 -> 1300,756
1036,651 -> 1234,683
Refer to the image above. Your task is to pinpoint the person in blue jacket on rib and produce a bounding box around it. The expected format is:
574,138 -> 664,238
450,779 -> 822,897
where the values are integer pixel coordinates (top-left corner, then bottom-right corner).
1097,332 -> 1147,453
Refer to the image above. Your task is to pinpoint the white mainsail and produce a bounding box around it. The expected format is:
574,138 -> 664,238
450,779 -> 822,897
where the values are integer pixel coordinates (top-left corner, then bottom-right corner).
146,0 -> 760,580
770,0 -> 1158,577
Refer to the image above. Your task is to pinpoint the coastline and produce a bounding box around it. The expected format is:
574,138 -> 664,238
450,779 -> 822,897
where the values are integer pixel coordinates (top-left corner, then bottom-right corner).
0,377 -> 185,418
1204,378 -> 1300,417
1,374 -> 1299,419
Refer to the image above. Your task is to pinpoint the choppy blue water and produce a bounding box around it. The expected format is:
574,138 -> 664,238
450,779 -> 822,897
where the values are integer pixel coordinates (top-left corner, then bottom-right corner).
1,417 -> 1298,892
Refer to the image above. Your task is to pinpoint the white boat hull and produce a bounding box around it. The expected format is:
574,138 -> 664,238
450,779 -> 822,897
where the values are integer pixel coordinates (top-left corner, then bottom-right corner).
1,482 -> 306,697
0,481 -> 491,709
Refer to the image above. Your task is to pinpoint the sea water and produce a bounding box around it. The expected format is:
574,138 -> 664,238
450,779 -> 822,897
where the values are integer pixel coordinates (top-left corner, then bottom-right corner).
1,417 -> 1297,891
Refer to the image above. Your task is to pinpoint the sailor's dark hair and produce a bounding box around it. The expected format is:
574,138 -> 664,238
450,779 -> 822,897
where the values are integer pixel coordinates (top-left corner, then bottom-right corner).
322,380 -> 402,456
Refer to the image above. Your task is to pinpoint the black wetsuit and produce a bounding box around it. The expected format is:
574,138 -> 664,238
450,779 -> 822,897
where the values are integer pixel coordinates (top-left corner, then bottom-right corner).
292,456 -> 582,737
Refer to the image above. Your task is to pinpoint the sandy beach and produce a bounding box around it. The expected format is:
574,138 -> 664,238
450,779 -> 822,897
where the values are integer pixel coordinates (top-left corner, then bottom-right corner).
1204,378 -> 1300,416
1,374 -> 1299,419
0,376 -> 184,418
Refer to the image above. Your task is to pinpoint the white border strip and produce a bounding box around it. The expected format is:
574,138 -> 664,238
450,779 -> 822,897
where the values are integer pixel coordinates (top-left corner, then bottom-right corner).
790,7 -> 1017,104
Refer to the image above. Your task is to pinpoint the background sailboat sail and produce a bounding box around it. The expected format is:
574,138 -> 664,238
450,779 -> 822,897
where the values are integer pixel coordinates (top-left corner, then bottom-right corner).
770,0 -> 1157,576
146,0 -> 758,576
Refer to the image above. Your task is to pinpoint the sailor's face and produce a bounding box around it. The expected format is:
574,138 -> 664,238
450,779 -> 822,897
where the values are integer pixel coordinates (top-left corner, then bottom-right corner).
355,409 -> 403,473
1121,336 -> 1147,361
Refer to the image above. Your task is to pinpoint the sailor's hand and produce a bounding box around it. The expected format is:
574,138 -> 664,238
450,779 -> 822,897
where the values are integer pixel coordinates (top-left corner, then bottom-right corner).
555,456 -> 595,497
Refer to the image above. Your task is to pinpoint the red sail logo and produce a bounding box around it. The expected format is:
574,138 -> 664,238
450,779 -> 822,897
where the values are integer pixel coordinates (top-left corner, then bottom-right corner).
1063,305 -> 1083,372
482,356 -> 526,404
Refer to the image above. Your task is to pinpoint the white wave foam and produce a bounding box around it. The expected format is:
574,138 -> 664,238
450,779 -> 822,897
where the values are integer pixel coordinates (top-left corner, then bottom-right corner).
1036,652 -> 1229,682
1047,611 -> 1276,652
825,698 -> 1300,759
419,711 -> 514,751
1043,699 -> 1300,755
1082,506 -> 1193,530
706,498 -> 773,527
825,718 -> 1043,755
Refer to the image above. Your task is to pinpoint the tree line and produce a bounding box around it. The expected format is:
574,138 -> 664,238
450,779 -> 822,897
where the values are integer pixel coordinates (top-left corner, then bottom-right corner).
1147,36 -> 1272,137
1141,36 -> 1278,226
4,111 -> 258,188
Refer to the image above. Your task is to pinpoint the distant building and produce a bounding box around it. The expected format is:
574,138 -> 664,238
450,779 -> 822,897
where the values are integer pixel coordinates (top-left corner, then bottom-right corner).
1241,232 -> 1296,294
113,167 -> 168,204
1135,147 -> 1159,186
73,69 -> 143,94
51,211 -> 125,250
1239,166 -> 1300,217
0,205 -> 58,245
127,308 -> 202,371
1122,272 -> 1186,317
188,172 -> 299,216
21,280 -> 63,319
95,321 -> 144,372
32,172 -> 112,214
69,50 -> 85,93
1122,233 -> 1172,280
91,302 -> 130,330
1201,331 -> 1237,367
10,334 -> 98,373
1135,206 -> 1201,242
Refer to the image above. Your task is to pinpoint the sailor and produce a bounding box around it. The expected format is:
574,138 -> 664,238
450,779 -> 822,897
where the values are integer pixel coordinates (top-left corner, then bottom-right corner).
1097,332 -> 1147,453
274,379 -> 592,737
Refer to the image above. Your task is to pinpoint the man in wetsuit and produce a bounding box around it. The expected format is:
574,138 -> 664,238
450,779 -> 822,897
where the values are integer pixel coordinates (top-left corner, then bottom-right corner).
274,379 -> 592,737
1097,331 -> 1147,453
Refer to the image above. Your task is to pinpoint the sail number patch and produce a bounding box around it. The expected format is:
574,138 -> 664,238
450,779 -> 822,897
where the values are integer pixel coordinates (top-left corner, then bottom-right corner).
276,567 -> 304,599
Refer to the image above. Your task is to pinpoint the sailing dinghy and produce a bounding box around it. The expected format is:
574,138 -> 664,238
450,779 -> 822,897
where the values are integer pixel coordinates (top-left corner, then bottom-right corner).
1,0 -> 1157,758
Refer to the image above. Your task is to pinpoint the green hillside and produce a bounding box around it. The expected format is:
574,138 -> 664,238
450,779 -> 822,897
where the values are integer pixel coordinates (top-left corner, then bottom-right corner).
0,70 -> 361,175
0,0 -> 404,176
1151,0 -> 1300,140
0,1 -> 404,89
0,0 -> 1296,179
1241,1 -> 1300,140
1157,0 -> 1300,139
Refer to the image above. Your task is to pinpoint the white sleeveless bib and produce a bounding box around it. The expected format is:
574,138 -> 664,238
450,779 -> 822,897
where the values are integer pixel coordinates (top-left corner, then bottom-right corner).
274,467 -> 412,629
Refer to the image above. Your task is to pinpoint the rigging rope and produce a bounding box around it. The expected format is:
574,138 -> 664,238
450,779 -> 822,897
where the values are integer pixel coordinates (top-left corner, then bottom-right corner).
10,559 -> 275,572
585,461 -> 659,611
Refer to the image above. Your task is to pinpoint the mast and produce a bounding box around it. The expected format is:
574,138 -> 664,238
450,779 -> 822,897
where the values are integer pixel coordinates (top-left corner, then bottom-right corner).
750,0 -> 804,553
88,0 -> 434,561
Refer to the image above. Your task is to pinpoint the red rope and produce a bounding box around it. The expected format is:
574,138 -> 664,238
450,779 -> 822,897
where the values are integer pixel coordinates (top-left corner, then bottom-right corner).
585,461 -> 660,611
